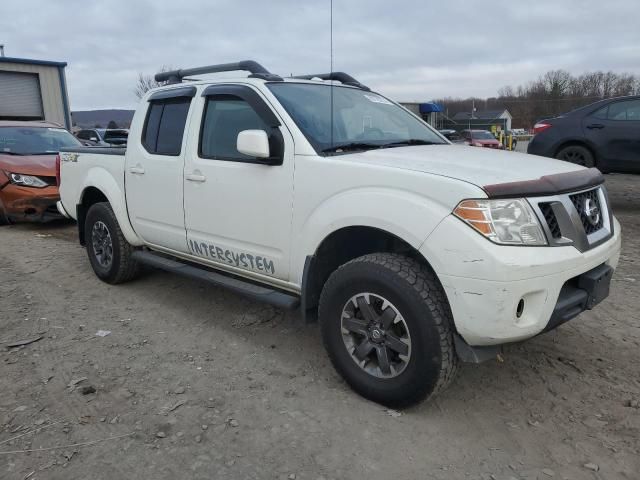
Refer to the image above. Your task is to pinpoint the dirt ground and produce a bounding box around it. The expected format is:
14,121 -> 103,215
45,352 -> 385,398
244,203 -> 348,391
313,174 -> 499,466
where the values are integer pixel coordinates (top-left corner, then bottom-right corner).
1,174 -> 639,480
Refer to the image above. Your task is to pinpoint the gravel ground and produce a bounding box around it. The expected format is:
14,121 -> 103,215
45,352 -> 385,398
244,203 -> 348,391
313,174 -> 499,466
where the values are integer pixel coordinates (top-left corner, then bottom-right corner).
1,174 -> 638,480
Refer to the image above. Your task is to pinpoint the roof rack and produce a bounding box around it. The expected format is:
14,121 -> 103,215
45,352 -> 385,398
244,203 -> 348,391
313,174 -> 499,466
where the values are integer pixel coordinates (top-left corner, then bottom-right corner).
292,72 -> 370,91
155,60 -> 283,84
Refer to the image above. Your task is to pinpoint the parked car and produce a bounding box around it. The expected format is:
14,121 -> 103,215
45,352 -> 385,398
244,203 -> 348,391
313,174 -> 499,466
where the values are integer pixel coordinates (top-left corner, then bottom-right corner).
438,129 -> 464,143
0,121 -> 82,224
528,95 -> 640,172
58,61 -> 620,407
461,129 -> 505,149
76,128 -> 129,147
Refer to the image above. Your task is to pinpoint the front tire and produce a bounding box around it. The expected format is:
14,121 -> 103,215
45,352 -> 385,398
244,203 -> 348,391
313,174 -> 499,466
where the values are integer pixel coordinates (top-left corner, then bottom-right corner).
319,253 -> 458,407
555,145 -> 594,167
85,202 -> 140,284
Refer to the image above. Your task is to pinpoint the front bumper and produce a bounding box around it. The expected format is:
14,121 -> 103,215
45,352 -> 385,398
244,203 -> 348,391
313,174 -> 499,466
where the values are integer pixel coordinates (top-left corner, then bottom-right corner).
421,215 -> 621,346
0,184 -> 62,223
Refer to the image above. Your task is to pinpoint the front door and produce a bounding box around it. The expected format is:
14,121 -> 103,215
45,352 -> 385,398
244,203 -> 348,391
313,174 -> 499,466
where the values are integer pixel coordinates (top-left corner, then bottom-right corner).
183,85 -> 295,282
584,98 -> 640,172
125,88 -> 195,252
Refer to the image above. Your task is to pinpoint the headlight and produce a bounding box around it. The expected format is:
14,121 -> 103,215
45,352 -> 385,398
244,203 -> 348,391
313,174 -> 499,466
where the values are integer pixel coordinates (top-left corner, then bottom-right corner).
9,173 -> 48,188
453,198 -> 547,245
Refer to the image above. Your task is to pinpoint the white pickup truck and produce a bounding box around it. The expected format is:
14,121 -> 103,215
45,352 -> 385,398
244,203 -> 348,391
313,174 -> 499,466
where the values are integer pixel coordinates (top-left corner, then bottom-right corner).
57,61 -> 621,407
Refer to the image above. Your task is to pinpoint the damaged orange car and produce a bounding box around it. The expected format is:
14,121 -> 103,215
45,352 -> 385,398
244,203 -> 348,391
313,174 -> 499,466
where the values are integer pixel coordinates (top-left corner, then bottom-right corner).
0,121 -> 82,224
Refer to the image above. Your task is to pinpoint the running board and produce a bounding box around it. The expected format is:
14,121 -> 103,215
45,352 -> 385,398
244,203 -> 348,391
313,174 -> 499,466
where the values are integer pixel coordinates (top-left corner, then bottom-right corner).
131,250 -> 300,310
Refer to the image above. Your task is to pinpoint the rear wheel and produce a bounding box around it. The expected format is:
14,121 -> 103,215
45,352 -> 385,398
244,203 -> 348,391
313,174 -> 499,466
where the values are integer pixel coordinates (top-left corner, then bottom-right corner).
319,253 -> 458,407
555,145 -> 594,167
85,202 -> 140,284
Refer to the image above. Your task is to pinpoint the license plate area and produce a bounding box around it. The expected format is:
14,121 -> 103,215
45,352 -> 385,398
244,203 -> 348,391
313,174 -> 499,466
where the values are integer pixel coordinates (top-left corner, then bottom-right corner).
578,264 -> 613,309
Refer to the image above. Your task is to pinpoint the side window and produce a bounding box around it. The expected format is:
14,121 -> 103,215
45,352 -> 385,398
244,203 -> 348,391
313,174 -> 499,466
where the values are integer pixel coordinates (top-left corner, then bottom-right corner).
142,98 -> 191,155
607,100 -> 640,121
199,96 -> 269,161
77,130 -> 91,140
591,106 -> 608,120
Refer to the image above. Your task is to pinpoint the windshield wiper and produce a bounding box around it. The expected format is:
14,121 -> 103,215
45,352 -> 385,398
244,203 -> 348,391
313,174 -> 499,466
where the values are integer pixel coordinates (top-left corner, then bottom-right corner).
321,142 -> 382,154
1,151 -> 25,156
380,139 -> 443,148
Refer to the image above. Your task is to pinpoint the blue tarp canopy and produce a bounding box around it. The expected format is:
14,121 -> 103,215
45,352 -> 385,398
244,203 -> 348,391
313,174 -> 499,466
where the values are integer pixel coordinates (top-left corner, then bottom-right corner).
419,103 -> 443,113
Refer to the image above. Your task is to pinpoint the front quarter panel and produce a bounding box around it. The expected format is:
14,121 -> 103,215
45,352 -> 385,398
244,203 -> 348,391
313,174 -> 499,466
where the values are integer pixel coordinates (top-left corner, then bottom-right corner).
290,154 -> 485,284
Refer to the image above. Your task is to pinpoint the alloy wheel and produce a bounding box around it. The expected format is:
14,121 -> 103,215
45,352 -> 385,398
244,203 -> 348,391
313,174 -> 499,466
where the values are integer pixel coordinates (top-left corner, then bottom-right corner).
340,293 -> 411,378
91,220 -> 113,268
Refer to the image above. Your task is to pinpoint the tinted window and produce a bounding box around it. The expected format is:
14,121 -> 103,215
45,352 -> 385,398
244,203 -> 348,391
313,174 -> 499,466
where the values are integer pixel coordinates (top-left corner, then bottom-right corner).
591,106 -> 608,120
142,98 -> 191,155
607,99 -> 640,121
200,96 -> 268,160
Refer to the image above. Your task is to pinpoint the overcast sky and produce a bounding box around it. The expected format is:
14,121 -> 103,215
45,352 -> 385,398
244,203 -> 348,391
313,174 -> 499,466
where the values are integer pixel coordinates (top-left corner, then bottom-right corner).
3,0 -> 639,110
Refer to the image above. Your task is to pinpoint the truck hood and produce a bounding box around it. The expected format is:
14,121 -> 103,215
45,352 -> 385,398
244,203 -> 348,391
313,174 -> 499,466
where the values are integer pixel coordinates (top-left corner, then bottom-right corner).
0,153 -> 57,176
343,144 -> 583,190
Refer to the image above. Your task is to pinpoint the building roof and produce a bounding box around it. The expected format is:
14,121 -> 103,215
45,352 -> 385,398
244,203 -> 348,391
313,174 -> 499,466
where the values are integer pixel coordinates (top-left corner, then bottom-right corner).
451,109 -> 509,120
0,56 -> 67,68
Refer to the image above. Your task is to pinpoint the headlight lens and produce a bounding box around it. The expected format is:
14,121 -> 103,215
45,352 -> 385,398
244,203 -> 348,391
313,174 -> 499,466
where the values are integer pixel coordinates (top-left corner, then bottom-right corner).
9,173 -> 48,188
453,198 -> 547,245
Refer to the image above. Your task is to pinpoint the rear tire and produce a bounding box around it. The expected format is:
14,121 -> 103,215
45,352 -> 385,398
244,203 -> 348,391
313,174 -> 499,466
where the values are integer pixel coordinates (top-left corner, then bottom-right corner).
319,253 -> 458,408
85,202 -> 140,284
555,145 -> 594,168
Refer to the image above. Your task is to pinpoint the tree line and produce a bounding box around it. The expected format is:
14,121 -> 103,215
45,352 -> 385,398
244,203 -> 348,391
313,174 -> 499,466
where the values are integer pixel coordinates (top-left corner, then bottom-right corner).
435,70 -> 640,129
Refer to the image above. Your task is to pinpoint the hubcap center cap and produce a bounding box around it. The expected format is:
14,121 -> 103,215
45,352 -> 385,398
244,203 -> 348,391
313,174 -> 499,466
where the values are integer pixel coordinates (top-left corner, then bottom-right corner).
371,328 -> 384,342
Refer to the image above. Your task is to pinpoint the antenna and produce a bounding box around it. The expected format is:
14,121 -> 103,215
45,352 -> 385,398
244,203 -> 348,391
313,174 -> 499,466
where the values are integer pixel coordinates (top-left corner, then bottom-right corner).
330,0 -> 334,149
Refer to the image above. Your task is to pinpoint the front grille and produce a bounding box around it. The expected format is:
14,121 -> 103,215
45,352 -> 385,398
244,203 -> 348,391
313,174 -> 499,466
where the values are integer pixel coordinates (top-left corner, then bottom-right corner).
570,188 -> 604,235
539,202 -> 562,239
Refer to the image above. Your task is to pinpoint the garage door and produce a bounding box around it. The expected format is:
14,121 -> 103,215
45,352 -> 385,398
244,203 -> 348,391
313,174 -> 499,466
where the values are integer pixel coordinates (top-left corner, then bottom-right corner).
0,71 -> 44,119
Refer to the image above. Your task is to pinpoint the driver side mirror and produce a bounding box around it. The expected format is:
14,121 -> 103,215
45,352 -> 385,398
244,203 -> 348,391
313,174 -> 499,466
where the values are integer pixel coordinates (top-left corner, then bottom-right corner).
237,130 -> 270,159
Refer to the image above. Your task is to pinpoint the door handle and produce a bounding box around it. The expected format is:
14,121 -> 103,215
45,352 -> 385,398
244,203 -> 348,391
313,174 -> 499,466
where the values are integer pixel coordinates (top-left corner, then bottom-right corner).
185,173 -> 206,183
129,166 -> 145,174
587,123 -> 605,130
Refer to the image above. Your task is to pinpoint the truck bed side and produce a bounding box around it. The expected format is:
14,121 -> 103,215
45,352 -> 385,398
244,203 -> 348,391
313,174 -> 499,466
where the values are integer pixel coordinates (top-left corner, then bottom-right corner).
58,147 -> 142,246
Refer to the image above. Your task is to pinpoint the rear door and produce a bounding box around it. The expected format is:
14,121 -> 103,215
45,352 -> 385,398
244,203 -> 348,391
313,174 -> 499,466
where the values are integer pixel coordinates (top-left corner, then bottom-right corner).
182,84 -> 295,282
125,87 -> 196,252
584,98 -> 640,172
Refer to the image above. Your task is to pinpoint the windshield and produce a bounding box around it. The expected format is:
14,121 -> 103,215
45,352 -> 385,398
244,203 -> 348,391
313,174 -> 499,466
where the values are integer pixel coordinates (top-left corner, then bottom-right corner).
471,131 -> 495,140
267,83 -> 446,153
0,126 -> 81,155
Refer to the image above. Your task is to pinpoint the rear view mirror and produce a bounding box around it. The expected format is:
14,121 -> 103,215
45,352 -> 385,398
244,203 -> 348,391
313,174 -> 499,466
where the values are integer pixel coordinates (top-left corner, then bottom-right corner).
237,130 -> 270,159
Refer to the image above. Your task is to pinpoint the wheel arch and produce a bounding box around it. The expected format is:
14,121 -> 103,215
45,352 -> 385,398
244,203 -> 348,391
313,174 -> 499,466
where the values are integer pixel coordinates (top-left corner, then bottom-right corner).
77,173 -> 142,247
553,139 -> 600,167
300,225 -> 444,322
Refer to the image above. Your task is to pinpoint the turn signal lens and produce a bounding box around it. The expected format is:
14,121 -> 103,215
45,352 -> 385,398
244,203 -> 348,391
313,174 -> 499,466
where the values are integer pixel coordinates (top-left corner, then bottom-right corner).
454,199 -> 547,245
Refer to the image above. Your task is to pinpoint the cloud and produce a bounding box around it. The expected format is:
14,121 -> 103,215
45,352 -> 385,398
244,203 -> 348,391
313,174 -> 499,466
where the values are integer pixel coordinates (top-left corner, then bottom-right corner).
2,0 -> 639,109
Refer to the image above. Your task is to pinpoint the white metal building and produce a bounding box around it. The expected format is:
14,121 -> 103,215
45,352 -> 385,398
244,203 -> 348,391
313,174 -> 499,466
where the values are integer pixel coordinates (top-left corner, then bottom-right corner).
0,56 -> 71,129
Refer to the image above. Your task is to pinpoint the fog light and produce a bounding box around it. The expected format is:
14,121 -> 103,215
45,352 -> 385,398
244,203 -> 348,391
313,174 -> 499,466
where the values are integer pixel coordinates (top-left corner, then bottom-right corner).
516,299 -> 525,318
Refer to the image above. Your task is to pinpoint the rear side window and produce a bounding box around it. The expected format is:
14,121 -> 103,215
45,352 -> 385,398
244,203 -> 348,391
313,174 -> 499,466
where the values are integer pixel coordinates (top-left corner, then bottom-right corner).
607,99 -> 640,121
142,98 -> 191,155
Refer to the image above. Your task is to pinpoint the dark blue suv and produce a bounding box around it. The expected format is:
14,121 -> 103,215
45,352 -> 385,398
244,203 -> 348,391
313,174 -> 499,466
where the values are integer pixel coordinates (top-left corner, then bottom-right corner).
528,96 -> 640,173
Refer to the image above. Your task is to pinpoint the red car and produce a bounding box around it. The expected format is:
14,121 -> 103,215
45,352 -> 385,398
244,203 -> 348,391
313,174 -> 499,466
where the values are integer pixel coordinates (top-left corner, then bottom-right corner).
0,121 -> 81,224
461,129 -> 505,149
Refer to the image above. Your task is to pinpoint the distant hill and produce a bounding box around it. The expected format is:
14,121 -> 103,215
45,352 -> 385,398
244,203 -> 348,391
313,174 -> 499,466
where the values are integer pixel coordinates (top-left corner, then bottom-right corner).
71,109 -> 135,129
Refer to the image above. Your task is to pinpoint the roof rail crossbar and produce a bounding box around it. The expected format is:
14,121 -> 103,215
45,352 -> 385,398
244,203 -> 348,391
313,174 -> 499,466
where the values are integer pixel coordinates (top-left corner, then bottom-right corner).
155,61 -> 283,84
292,72 -> 370,91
